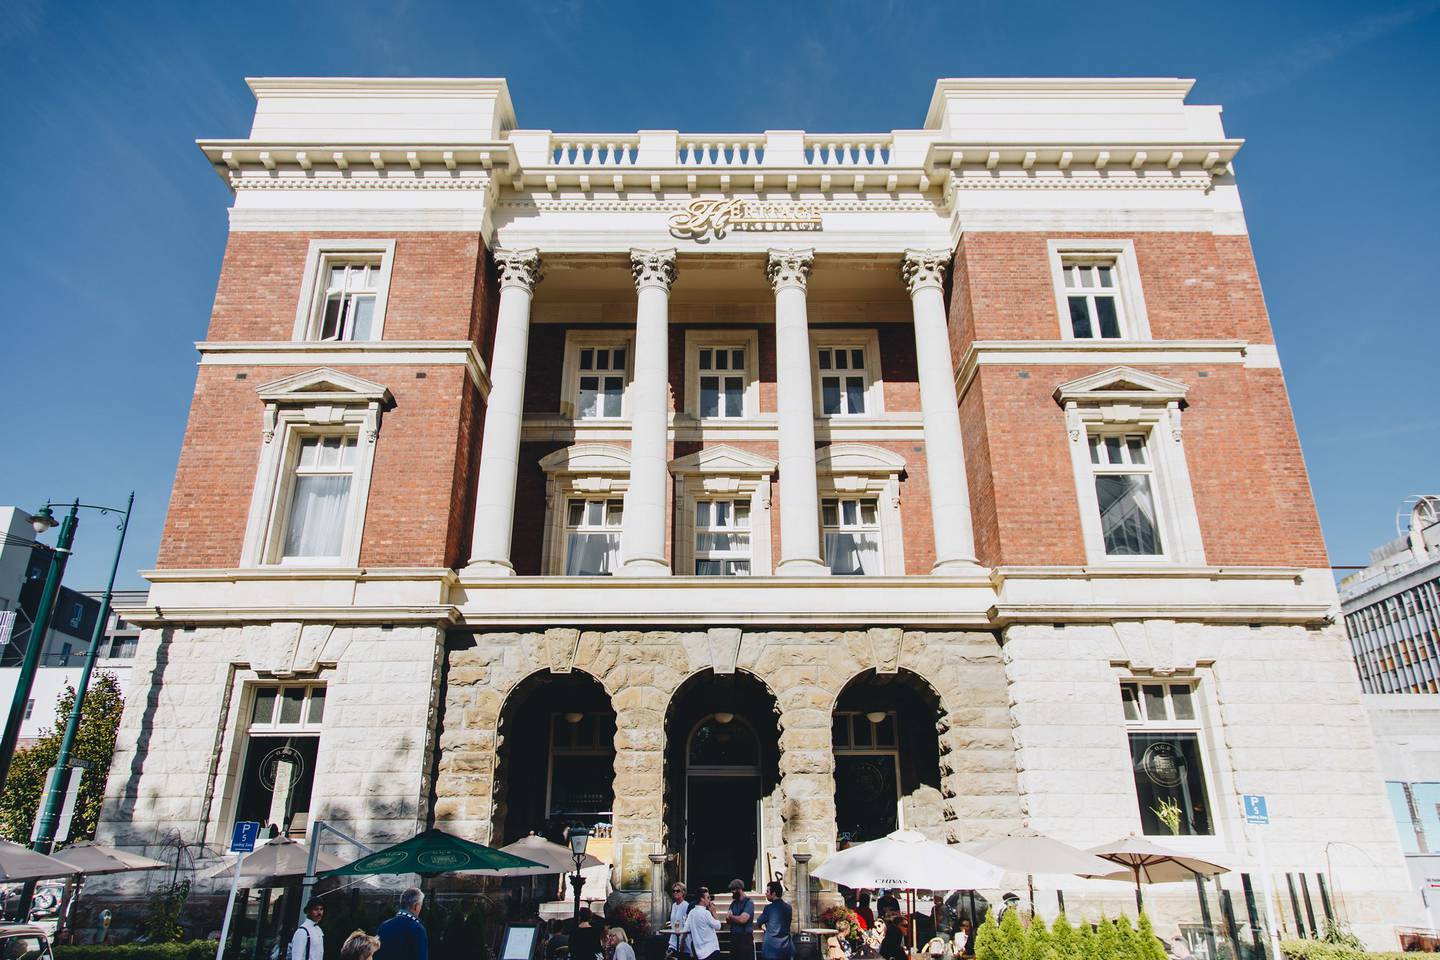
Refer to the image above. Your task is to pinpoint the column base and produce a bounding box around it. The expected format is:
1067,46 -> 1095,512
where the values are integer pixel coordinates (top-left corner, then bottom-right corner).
930,557 -> 984,576
618,557 -> 672,577
775,557 -> 831,576
459,559 -> 517,578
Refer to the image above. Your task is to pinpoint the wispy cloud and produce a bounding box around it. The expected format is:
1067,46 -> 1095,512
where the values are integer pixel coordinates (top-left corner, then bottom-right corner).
1213,0 -> 1440,101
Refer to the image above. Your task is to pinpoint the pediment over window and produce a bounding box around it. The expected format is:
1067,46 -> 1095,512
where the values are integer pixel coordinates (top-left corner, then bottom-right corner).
669,445 -> 777,477
1053,366 -> 1189,406
539,443 -> 632,475
256,367 -> 393,406
816,443 -> 907,476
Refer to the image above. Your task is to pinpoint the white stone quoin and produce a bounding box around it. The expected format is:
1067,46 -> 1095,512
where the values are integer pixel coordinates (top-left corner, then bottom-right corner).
620,248 -> 677,576
767,248 -> 828,575
903,249 -> 980,573
465,248 -> 542,576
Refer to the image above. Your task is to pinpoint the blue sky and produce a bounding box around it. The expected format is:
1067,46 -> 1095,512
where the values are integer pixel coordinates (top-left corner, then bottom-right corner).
2,0 -> 1437,589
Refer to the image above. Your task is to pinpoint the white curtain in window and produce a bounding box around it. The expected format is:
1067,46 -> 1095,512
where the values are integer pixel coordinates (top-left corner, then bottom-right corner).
826,532 -> 880,576
283,475 -> 351,558
565,532 -> 620,575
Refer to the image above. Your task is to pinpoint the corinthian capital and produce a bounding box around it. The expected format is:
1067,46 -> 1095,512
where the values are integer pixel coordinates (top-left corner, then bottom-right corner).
496,248 -> 543,292
766,248 -> 814,292
901,249 -> 950,294
630,248 -> 678,291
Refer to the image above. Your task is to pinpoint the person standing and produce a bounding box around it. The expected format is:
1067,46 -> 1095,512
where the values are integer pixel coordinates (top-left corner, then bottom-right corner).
569,908 -> 603,960
854,893 -> 874,931
289,899 -> 325,960
684,888 -> 723,960
876,891 -> 899,918
878,909 -> 905,960
757,881 -> 793,960
668,883 -> 692,957
376,888 -> 428,960
726,880 -> 756,960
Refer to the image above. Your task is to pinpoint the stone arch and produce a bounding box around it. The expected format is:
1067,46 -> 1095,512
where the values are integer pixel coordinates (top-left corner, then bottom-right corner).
663,668 -> 782,891
490,668 -> 615,845
831,668 -> 946,843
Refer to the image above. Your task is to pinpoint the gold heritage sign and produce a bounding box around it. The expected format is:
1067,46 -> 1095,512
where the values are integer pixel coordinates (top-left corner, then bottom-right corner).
668,199 -> 822,240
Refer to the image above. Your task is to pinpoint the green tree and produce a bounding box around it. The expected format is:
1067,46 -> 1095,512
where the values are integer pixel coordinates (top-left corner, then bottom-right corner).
1075,920 -> 1096,958
1092,914 -> 1121,960
973,910 -> 999,960
995,909 -> 1028,960
1025,914 -> 1053,960
0,672 -> 125,843
1049,914 -> 1078,960
142,879 -> 191,943
1135,914 -> 1169,960
1112,915 -> 1140,959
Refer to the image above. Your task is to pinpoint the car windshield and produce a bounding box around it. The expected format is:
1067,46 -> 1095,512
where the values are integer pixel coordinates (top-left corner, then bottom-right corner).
0,936 -> 48,960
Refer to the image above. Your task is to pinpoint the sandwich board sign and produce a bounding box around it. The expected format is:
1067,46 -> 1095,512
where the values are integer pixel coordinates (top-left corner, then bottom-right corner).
1243,794 -> 1269,825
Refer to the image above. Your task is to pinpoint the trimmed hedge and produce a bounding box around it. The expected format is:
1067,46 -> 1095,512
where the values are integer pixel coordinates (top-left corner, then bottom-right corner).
1280,941 -> 1423,959
57,943 -> 218,960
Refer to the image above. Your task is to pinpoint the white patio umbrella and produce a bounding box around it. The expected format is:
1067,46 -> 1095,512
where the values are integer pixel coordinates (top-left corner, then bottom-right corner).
963,831 -> 1120,907
1086,835 -> 1228,911
51,842 -> 168,876
198,837 -> 347,886
812,829 -> 1003,890
0,839 -> 77,882
495,834 -> 604,876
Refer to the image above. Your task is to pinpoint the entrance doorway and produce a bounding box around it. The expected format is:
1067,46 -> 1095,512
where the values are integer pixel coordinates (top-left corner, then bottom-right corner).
665,671 -> 780,891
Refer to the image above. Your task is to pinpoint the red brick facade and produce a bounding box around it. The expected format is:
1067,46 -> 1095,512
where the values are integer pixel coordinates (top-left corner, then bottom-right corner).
157,226 -> 1324,576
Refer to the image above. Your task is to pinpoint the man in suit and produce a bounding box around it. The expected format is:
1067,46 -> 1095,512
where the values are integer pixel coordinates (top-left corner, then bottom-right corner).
376,888 -> 428,960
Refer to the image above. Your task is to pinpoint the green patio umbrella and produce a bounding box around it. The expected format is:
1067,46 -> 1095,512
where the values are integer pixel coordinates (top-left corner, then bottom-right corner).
321,828 -> 543,878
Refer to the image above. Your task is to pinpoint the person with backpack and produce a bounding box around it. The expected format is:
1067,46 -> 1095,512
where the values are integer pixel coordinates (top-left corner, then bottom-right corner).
289,899 -> 325,960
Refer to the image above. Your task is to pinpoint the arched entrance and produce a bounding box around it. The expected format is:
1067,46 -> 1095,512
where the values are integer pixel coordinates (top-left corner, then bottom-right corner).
831,669 -> 944,843
493,671 -> 616,844
665,670 -> 780,891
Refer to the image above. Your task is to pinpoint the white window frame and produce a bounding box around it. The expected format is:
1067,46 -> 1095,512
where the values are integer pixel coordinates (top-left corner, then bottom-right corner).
811,331 -> 884,418
229,681 -> 327,837
1118,678 -> 1219,839
241,368 -> 390,568
560,331 -> 635,421
1056,367 -> 1204,566
539,444 -> 633,576
1087,430 -> 1167,560
684,329 -> 761,421
1047,240 -> 1151,341
561,496 -> 626,576
692,499 -> 754,576
815,444 -> 906,575
671,445 -> 777,576
292,240 -> 396,342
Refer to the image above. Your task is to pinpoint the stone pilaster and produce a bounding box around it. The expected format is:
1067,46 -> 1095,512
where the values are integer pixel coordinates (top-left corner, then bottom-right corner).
620,248 -> 677,576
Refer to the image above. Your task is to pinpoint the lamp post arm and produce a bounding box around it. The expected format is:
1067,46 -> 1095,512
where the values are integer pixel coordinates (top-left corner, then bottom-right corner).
32,492 -> 134,854
0,502 -> 80,790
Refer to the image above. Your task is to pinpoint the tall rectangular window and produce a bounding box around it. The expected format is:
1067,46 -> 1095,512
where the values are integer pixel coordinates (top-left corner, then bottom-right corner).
235,683 -> 325,836
817,347 -> 869,416
316,261 -> 380,341
1089,433 -> 1163,556
822,497 -> 881,575
1063,260 -> 1125,339
282,436 -> 358,561
695,499 -> 751,576
564,498 -> 623,575
1119,680 -> 1213,837
698,348 -> 746,419
577,347 -> 626,419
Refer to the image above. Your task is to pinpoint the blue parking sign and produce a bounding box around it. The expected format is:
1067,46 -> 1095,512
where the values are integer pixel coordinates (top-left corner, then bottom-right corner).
1243,794 -> 1269,825
230,821 -> 260,853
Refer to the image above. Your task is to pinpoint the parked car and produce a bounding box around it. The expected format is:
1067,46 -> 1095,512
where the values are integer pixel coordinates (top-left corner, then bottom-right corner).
0,924 -> 53,960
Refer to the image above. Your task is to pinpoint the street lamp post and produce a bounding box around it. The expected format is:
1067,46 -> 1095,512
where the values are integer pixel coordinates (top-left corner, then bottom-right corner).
31,492 -> 134,855
0,502 -> 80,791
568,826 -> 590,921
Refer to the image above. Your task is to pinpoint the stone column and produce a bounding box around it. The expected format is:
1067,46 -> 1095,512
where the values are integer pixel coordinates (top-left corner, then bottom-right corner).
620,249 -> 677,576
902,249 -> 979,573
767,248 -> 829,575
465,249 -> 543,576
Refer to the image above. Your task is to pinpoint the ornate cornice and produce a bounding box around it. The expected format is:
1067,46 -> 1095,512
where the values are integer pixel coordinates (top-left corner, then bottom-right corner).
630,248 -> 678,291
766,248 -> 814,292
949,173 -> 1215,191
228,175 -> 494,191
901,249 -> 950,294
496,248 -> 543,291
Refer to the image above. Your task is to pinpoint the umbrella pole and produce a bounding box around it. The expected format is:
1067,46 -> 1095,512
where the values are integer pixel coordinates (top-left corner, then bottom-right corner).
1027,875 -> 1034,913
1133,865 -> 1143,915
216,850 -> 248,960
